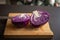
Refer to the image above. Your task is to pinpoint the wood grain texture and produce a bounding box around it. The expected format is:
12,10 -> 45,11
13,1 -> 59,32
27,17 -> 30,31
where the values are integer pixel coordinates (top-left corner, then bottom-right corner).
4,13 -> 53,38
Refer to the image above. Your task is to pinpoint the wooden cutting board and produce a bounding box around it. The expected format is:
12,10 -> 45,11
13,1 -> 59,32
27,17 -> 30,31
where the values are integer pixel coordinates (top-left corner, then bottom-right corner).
4,13 -> 53,38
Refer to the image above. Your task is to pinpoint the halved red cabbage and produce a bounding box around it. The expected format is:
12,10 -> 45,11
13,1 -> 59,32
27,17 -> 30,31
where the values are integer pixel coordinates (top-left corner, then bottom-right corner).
30,10 -> 50,27
11,14 -> 30,27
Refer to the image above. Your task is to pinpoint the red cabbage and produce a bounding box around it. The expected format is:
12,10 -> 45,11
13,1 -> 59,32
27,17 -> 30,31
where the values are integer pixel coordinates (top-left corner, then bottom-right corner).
11,14 -> 30,27
30,10 -> 50,27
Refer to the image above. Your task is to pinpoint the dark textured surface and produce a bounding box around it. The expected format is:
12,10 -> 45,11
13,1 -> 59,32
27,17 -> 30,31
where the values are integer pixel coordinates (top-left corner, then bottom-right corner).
0,5 -> 60,40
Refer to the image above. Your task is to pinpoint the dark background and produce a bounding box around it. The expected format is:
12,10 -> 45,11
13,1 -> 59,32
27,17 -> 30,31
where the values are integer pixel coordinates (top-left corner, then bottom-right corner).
0,5 -> 60,40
